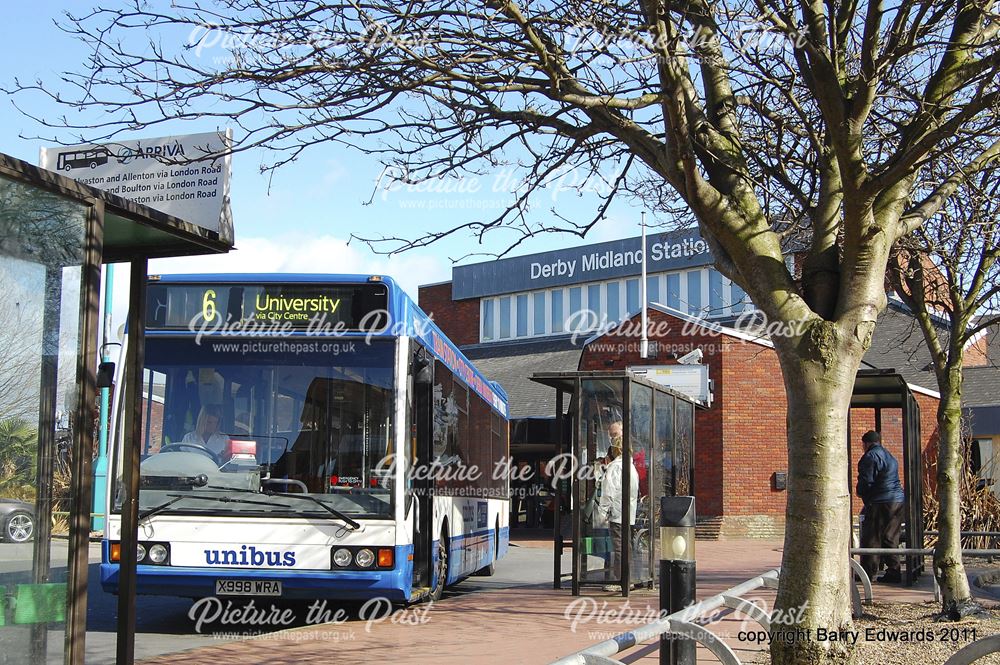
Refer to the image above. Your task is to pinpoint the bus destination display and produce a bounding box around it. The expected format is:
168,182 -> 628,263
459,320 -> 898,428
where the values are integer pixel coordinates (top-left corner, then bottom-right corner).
146,282 -> 389,331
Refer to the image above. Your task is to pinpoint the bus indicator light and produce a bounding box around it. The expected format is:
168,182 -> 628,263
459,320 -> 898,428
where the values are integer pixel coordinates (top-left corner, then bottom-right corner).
110,542 -> 121,562
377,548 -> 394,568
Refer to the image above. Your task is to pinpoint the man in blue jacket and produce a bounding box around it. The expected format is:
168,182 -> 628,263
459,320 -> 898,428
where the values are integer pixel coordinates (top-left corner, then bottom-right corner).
856,430 -> 906,582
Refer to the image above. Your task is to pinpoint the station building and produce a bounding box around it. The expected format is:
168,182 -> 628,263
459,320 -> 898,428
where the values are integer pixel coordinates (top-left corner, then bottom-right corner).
419,228 -> 1000,538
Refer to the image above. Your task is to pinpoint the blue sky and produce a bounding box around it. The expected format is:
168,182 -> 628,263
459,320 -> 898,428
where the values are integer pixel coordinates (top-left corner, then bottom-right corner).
0,3 -> 653,320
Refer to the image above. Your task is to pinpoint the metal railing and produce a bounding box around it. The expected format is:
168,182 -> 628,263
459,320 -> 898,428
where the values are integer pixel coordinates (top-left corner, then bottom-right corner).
550,569 -> 779,665
551,553 -> 1000,665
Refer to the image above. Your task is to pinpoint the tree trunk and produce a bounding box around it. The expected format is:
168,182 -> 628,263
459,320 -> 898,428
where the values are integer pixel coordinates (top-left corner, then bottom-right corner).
770,324 -> 860,665
934,377 -> 976,618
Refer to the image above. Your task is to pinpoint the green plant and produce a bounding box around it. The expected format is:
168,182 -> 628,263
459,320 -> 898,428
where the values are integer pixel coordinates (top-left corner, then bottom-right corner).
0,417 -> 38,495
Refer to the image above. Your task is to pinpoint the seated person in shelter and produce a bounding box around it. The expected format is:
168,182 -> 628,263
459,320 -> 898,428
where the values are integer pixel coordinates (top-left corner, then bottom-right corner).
181,405 -> 229,457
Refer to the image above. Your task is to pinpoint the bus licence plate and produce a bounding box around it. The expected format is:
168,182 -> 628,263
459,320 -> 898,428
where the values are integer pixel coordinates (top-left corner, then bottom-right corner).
215,579 -> 282,596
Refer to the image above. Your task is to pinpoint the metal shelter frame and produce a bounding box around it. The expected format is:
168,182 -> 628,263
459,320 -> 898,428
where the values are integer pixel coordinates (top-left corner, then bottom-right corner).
530,370 -> 699,598
850,369 -> 925,585
0,151 -> 231,665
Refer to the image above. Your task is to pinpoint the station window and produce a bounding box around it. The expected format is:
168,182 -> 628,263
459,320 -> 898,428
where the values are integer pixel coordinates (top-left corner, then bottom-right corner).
731,281 -> 749,312
481,299 -> 494,341
687,270 -> 702,315
551,290 -> 564,333
499,296 -> 511,338
606,282 -> 620,322
709,269 -> 725,317
626,278 -> 640,314
516,294 -> 528,337
569,286 -> 582,316
587,284 -> 601,323
647,275 -> 660,305
666,273 -> 680,310
533,292 -> 546,335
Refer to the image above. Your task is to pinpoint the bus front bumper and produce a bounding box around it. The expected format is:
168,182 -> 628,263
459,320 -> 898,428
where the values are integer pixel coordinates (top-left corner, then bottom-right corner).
100,546 -> 414,602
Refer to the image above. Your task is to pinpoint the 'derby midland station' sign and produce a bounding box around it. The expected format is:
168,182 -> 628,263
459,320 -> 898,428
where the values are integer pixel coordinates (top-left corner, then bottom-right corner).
452,228 -> 711,299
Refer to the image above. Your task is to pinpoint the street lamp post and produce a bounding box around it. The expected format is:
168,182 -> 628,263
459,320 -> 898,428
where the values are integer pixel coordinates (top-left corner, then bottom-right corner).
660,496 -> 697,665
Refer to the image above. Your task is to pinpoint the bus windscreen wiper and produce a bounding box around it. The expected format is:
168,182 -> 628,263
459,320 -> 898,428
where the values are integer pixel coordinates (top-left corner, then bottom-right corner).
264,490 -> 361,530
138,493 -> 291,523
202,485 -> 361,530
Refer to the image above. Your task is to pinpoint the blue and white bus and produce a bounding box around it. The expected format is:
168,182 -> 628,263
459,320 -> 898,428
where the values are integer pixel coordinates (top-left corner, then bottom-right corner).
102,274 -> 510,602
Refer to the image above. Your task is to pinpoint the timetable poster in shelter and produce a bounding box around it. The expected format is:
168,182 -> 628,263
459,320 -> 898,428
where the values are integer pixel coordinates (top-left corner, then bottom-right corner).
39,130 -> 234,243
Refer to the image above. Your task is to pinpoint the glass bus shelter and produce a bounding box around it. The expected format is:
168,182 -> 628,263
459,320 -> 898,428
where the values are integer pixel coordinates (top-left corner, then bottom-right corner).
0,151 -> 231,665
850,369 -> 925,585
531,371 -> 698,597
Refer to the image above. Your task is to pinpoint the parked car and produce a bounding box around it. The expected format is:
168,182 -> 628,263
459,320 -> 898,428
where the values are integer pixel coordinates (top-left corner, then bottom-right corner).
0,499 -> 35,543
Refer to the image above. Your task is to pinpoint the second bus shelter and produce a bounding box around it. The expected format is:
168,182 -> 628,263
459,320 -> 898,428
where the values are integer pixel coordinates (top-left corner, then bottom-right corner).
531,370 -> 699,597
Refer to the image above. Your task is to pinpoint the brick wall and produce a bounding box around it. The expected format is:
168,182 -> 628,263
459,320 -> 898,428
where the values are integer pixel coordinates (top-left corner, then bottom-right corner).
719,336 -> 788,518
417,282 -> 481,346
965,334 -> 991,368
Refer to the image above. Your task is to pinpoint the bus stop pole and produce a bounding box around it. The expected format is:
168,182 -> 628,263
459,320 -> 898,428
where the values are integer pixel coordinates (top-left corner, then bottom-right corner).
554,389 -> 563,590
93,262 -> 114,532
116,259 -> 147,665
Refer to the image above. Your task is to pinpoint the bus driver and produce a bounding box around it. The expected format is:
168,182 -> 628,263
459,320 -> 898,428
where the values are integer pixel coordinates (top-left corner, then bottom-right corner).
182,405 -> 229,457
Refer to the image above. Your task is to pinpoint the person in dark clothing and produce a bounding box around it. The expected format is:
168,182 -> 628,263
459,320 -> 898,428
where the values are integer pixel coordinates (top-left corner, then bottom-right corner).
856,430 -> 906,582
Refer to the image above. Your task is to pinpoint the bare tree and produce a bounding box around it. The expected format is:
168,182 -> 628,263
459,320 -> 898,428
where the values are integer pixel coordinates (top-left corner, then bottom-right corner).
890,157 -> 1000,620
0,298 -> 43,420
11,2 -> 1000,661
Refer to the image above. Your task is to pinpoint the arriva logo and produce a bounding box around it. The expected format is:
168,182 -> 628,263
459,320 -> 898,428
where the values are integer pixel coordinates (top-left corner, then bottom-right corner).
204,545 -> 296,567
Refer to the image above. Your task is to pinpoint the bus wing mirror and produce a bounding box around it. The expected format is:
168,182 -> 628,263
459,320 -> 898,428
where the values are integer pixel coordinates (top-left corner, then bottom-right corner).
413,357 -> 432,385
97,362 -> 116,389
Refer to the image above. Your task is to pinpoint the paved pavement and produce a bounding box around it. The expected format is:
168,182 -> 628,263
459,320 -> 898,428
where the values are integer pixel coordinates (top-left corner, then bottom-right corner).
129,534 -> 989,665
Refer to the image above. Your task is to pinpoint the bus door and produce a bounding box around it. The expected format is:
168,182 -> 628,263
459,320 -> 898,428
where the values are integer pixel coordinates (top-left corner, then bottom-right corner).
409,346 -> 435,593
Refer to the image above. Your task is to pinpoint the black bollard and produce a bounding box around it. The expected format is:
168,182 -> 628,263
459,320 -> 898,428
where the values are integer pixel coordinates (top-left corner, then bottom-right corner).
660,496 -> 696,665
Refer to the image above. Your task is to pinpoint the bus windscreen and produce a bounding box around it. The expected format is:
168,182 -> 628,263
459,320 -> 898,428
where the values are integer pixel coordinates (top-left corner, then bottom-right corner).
146,282 -> 389,331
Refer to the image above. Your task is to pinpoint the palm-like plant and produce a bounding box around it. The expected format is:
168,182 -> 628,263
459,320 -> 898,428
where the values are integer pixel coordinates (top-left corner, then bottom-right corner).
0,417 -> 38,497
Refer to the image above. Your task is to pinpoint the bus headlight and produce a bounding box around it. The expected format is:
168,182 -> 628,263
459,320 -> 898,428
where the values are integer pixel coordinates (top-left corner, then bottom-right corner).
333,548 -> 352,567
355,548 -> 375,568
148,544 -> 169,564
136,543 -> 147,563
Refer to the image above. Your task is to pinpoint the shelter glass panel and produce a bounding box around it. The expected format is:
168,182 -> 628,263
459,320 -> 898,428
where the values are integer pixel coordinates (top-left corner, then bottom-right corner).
577,378 -> 625,587
629,383 -> 653,584
0,174 -> 89,665
675,400 -> 694,495
653,389 -> 675,562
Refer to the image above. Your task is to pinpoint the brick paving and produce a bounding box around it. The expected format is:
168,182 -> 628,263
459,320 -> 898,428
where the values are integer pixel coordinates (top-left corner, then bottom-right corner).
136,538 -> 977,665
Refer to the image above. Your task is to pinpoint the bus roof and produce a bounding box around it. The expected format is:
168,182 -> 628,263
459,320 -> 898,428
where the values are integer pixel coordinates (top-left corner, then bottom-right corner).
148,273 -> 509,416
